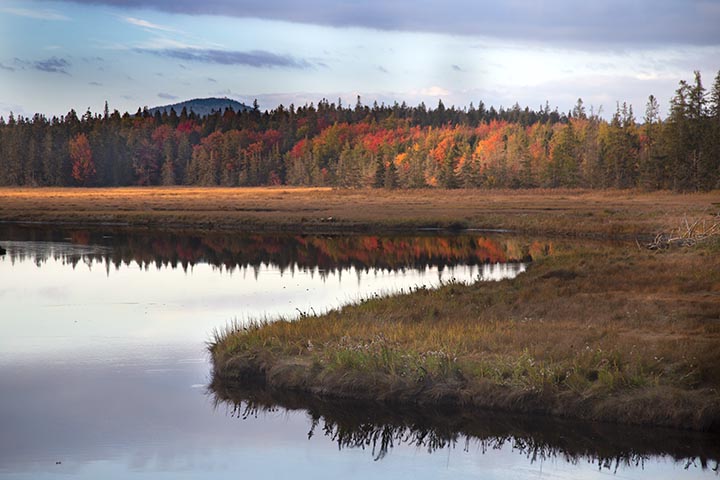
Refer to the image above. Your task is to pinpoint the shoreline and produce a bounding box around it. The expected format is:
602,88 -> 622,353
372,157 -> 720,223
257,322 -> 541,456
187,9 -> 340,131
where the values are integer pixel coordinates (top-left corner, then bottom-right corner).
0,219 -> 652,245
1,187 -> 718,238
210,357 -> 720,432
210,381 -> 720,462
209,237 -> 720,432
2,186 -> 719,431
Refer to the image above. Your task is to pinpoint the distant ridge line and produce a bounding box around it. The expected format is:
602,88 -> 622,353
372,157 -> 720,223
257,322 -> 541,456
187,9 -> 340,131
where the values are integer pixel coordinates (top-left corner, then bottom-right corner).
147,97 -> 250,117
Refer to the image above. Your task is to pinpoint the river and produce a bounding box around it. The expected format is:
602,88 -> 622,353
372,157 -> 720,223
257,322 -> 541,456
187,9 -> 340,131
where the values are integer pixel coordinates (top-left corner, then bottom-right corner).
0,225 -> 717,479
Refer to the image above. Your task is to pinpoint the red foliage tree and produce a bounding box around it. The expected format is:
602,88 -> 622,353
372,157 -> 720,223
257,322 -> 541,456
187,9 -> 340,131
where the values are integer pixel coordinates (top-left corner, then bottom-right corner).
69,133 -> 96,186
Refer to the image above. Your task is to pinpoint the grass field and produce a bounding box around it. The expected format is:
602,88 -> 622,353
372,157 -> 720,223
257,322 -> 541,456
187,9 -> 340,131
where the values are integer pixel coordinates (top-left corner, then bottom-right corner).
1,186 -> 719,237
2,186 -> 719,430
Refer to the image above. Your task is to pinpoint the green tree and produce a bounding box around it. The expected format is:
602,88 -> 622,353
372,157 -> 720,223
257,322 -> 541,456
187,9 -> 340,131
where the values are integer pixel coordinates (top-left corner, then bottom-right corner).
373,154 -> 385,188
337,142 -> 363,188
176,133 -> 192,184
41,130 -> 59,185
507,128 -> 533,187
438,141 -> 459,188
572,98 -> 587,120
666,72 -> 714,190
709,70 -> 720,119
547,123 -> 579,187
384,156 -> 398,189
603,103 -> 639,189
707,70 -> 720,188
638,95 -> 666,189
161,135 -> 176,186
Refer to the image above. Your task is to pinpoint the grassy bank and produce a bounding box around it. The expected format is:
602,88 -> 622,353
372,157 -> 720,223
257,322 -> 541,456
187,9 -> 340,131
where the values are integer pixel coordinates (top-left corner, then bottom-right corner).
210,236 -> 720,431
1,187 -> 718,237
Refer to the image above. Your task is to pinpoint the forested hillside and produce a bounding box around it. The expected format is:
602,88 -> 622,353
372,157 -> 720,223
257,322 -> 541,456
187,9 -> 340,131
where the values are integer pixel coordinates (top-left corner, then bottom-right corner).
147,98 -> 250,118
1,71 -> 718,191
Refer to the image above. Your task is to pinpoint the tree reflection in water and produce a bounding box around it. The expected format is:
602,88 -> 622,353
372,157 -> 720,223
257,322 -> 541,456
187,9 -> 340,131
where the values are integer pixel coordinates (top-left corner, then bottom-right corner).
211,381 -> 720,473
0,225 -> 550,274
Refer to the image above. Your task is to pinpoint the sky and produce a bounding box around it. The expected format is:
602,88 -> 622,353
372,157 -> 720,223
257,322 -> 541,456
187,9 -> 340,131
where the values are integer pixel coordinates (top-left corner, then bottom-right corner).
0,0 -> 719,120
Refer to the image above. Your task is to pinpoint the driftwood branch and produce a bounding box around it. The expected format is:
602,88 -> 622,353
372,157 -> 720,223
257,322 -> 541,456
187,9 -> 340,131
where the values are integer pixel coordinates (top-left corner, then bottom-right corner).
646,214 -> 719,250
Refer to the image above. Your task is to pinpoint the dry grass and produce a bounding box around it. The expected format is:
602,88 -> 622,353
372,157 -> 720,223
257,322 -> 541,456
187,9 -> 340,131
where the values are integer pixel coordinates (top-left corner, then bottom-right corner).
1,187 -> 718,236
647,214 -> 720,249
211,239 -> 720,431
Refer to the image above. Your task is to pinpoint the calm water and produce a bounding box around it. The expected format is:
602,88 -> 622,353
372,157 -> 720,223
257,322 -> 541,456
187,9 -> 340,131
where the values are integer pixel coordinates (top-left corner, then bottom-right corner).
0,226 -> 717,479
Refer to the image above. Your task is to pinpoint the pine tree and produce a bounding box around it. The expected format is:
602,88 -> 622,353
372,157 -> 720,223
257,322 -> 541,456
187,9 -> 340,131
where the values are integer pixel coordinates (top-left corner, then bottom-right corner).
437,141 -> 459,188
548,123 -> 579,187
161,136 -> 176,185
639,95 -> 665,189
667,72 -> 712,190
373,155 -> 385,188
572,98 -> 587,120
42,129 -> 58,185
703,70 -> 720,188
709,70 -> 720,119
384,156 -> 398,189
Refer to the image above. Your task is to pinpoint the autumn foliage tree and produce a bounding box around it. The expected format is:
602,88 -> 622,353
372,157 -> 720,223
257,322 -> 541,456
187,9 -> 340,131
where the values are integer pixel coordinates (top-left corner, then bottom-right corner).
69,133 -> 95,186
1,70 -> 719,191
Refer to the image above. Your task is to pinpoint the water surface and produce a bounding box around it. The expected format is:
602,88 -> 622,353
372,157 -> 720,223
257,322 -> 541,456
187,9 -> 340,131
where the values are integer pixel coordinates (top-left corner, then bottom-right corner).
0,226 -> 717,479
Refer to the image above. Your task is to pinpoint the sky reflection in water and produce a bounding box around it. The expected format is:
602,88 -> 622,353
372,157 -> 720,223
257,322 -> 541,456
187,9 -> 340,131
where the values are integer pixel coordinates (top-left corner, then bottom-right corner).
0,228 -> 717,479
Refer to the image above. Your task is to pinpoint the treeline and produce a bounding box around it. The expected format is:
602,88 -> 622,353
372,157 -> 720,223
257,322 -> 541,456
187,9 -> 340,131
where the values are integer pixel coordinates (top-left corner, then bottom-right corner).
1,71 -> 718,191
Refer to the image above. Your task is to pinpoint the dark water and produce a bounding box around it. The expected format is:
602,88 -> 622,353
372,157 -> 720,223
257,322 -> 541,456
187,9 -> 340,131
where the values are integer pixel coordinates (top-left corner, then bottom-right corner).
0,225 -> 717,479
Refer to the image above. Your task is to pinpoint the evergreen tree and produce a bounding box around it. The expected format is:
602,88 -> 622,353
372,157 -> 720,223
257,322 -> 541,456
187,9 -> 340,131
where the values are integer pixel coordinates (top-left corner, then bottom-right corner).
41,129 -> 58,185
161,136 -> 176,186
2,113 -> 23,185
666,73 -> 713,190
384,156 -> 398,189
548,123 -> 579,187
438,142 -> 459,189
709,70 -> 720,119
639,95 -> 666,189
373,155 -> 385,188
0,73 -> 717,191
572,98 -> 587,120
602,103 -> 639,189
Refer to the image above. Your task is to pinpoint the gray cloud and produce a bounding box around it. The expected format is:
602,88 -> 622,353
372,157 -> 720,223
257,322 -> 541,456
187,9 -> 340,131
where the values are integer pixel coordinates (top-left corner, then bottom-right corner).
54,0 -> 720,46
0,62 -> 15,72
88,81 -> 102,86
12,56 -> 71,74
136,48 -> 313,68
33,56 -> 71,74
452,64 -> 463,72
158,92 -> 179,100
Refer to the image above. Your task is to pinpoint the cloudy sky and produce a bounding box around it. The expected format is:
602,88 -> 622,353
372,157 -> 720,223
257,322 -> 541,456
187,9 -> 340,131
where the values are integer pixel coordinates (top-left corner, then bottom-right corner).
1,0 -> 719,119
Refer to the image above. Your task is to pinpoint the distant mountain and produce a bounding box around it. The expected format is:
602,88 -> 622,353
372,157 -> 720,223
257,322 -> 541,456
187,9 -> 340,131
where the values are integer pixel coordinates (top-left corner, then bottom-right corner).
147,97 -> 251,117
